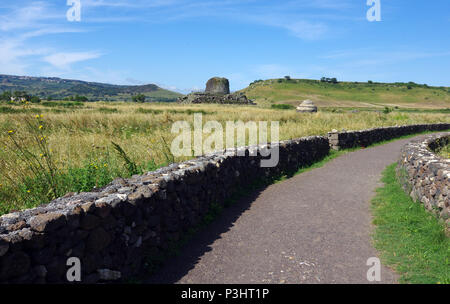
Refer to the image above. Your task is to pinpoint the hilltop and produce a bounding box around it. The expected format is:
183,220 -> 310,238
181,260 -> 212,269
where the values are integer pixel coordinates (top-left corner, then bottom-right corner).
240,78 -> 450,109
0,74 -> 182,102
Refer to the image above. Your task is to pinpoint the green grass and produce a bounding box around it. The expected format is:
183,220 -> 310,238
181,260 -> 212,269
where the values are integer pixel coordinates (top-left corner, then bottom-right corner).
271,104 -> 295,110
437,143 -> 450,159
242,78 -> 450,108
371,163 -> 450,284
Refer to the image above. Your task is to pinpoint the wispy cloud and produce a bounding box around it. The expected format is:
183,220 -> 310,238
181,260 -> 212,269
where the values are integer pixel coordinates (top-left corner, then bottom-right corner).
81,0 -> 353,40
43,51 -> 103,69
0,1 -> 61,31
0,1 -> 101,76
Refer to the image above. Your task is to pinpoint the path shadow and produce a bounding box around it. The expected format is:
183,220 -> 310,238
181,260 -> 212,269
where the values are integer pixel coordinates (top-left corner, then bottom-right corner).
142,186 -> 266,283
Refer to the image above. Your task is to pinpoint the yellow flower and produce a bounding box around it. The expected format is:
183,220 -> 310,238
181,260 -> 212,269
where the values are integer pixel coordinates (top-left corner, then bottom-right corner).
8,130 -> 14,134
35,114 -> 40,119
40,153 -> 44,157
39,125 -> 43,130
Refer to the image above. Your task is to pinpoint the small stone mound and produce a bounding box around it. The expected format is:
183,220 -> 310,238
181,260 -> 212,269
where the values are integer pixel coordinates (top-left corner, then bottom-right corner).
296,100 -> 318,113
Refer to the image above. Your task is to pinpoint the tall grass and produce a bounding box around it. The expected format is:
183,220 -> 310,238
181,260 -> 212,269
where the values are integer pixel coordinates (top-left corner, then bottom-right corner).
0,102 -> 448,215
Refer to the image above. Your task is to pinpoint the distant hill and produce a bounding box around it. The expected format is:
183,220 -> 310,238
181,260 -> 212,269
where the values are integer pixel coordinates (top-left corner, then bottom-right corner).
0,74 -> 183,102
240,78 -> 450,109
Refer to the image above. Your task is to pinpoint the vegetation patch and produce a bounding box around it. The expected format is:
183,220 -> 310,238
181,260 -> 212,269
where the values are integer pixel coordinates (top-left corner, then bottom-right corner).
41,101 -> 84,108
271,104 -> 295,110
371,163 -> 449,284
436,143 -> 450,159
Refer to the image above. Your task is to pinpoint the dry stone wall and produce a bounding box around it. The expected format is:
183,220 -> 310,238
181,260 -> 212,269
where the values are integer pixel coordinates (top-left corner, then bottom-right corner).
0,136 -> 329,283
397,133 -> 450,228
1,123 -> 449,283
328,123 -> 450,150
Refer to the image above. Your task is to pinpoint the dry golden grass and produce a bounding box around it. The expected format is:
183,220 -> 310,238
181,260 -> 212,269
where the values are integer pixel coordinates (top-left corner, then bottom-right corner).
0,101 -> 449,214
1,102 -> 449,168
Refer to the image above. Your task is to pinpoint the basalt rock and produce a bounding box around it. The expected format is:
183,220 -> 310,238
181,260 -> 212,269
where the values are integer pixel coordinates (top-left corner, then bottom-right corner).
397,133 -> 450,230
205,77 -> 230,95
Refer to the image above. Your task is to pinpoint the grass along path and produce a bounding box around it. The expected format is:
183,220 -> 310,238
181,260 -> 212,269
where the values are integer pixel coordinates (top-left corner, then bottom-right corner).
437,143 -> 450,159
371,163 -> 449,284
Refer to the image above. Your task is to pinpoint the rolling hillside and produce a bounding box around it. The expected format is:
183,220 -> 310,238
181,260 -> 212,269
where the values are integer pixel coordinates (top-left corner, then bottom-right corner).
240,79 -> 450,109
0,74 -> 182,102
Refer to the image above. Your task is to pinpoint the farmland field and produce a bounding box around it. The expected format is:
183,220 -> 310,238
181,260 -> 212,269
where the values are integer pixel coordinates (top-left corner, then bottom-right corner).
0,101 -> 449,215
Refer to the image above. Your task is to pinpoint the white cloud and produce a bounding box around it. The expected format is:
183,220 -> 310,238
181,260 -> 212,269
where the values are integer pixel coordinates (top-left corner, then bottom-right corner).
0,2 -> 60,31
283,21 -> 328,40
43,52 -> 103,69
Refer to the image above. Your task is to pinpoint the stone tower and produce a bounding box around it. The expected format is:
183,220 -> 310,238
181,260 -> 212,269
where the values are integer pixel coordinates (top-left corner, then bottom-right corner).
205,77 -> 230,95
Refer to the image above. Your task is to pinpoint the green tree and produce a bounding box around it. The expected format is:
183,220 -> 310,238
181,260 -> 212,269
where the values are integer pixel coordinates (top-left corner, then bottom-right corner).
0,91 -> 12,102
30,96 -> 41,103
132,94 -> 146,103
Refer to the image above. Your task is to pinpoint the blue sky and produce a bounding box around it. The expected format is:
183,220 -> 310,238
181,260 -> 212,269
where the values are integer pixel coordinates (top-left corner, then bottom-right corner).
0,0 -> 449,92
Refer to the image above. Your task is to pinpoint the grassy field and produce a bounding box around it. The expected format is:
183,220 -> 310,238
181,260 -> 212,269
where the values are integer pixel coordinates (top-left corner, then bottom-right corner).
0,101 -> 449,215
372,164 -> 449,284
242,79 -> 450,109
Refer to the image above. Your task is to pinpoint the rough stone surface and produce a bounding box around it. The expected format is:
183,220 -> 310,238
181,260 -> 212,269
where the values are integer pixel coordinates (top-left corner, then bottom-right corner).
29,212 -> 66,232
178,92 -> 254,105
397,133 -> 450,229
205,77 -> 230,95
327,123 -> 450,150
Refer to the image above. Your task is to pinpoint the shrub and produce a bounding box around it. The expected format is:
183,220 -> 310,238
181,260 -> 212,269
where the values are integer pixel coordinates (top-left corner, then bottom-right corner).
271,104 -> 295,110
30,96 -> 41,103
132,94 -> 146,103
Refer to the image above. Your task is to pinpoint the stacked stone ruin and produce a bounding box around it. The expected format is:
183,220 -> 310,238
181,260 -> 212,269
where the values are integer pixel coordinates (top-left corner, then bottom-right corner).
177,77 -> 255,105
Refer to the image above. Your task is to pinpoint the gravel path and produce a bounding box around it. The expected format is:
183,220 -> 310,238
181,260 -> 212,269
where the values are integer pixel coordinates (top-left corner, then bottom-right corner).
146,135 -> 432,284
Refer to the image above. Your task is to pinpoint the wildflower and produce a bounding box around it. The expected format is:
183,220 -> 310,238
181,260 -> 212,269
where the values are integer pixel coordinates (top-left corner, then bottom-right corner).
8,130 -> 14,134
39,125 -> 43,130
35,114 -> 40,119
40,153 -> 44,157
